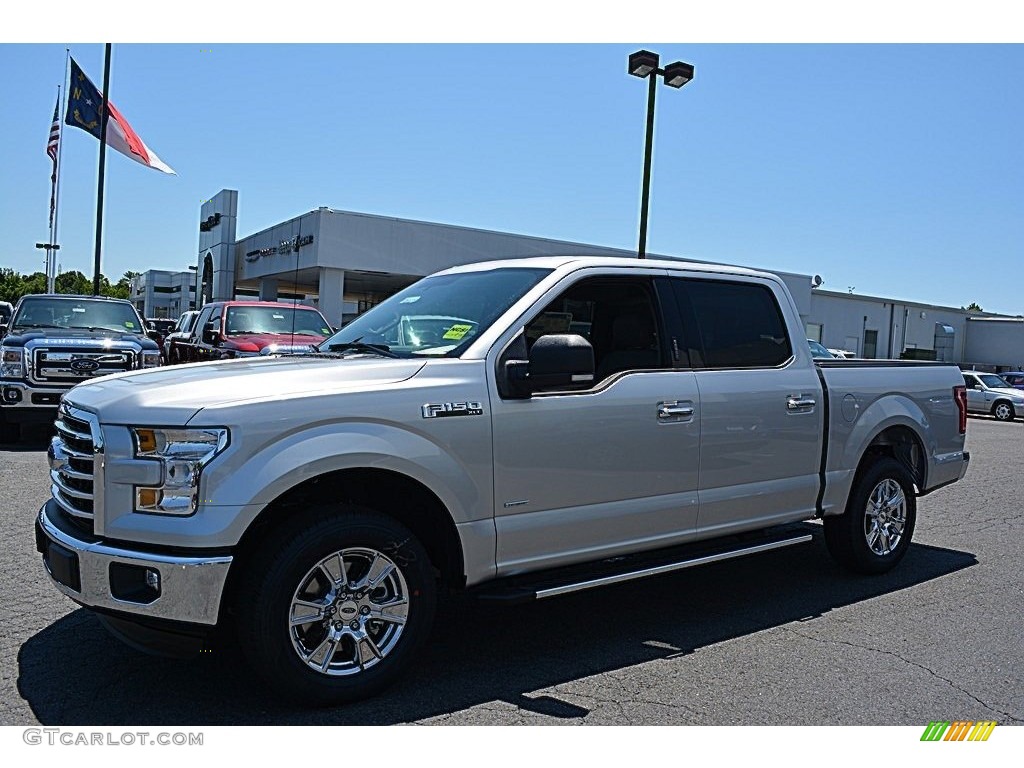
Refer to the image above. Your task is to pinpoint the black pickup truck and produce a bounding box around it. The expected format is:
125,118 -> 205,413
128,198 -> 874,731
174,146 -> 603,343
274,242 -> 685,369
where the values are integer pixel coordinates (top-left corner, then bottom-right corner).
0,294 -> 161,442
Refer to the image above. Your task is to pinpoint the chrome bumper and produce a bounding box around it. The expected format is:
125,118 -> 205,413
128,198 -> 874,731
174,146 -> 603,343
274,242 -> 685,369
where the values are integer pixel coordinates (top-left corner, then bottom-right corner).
0,380 -> 64,409
36,502 -> 232,626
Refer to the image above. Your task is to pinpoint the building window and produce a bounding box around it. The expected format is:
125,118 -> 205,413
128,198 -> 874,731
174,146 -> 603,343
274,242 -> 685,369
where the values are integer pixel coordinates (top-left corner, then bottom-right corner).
806,323 -> 823,343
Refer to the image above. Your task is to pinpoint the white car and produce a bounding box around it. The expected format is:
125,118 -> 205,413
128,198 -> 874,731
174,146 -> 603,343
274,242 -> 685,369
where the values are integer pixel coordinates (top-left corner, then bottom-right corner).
962,371 -> 1024,421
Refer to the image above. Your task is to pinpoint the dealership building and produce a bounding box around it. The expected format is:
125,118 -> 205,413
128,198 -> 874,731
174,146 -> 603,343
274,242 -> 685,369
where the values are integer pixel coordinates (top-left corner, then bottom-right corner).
135,188 -> 1024,371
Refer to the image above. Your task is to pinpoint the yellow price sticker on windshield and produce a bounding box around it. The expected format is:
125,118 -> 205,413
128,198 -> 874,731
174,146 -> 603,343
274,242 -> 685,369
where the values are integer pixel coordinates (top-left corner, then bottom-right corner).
443,324 -> 473,340
125,321 -> 135,328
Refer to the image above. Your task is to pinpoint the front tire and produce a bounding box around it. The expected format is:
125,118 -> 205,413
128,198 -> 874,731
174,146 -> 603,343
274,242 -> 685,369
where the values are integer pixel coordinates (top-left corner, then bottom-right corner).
824,457 -> 916,574
235,506 -> 436,705
992,401 -> 1015,422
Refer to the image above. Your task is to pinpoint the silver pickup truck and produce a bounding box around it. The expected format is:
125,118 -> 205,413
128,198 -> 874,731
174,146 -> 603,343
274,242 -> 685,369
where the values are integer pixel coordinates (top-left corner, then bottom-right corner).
35,256 -> 970,704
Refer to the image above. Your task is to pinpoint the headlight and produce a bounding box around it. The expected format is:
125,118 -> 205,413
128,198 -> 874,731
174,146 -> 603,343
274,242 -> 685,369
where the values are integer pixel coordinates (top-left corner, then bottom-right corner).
141,351 -> 161,368
1,347 -> 24,378
131,427 -> 229,515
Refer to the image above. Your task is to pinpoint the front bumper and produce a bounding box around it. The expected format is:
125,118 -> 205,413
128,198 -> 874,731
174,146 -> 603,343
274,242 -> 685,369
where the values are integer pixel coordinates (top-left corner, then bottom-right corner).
36,500 -> 232,626
1,380 -> 63,416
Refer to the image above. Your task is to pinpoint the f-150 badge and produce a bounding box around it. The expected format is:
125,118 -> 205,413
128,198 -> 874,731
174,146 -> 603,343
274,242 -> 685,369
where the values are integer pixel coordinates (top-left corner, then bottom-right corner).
421,402 -> 484,419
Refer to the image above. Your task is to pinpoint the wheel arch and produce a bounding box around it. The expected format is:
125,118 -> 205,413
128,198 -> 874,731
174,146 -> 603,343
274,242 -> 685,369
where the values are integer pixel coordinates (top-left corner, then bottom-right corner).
228,467 -> 467,595
856,424 -> 927,493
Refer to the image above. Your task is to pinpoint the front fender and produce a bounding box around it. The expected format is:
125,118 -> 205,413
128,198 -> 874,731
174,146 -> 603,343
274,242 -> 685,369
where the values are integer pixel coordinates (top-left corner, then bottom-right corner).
194,420 -> 489,548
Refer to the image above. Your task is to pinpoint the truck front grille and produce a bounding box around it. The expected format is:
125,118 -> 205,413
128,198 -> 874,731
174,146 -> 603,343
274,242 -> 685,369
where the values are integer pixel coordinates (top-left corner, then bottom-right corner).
50,402 -> 100,535
31,348 -> 134,385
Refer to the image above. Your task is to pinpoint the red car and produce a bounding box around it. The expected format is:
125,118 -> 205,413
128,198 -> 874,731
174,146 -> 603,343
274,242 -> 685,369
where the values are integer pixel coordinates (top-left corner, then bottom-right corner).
176,301 -> 335,363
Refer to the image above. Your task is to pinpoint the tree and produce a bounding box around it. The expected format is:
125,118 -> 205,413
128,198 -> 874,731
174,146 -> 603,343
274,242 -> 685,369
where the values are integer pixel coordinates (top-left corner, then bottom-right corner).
110,270 -> 139,300
55,270 -> 93,296
0,268 -> 136,303
962,302 -> 984,312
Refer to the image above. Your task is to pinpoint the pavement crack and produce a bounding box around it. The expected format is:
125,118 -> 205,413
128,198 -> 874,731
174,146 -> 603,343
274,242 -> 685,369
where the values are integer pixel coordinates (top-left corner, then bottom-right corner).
779,626 -> 1023,723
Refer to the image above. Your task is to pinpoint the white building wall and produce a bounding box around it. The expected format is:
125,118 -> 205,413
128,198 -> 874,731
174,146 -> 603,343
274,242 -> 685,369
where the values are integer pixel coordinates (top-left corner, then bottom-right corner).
964,318 -> 1024,369
808,291 -> 971,360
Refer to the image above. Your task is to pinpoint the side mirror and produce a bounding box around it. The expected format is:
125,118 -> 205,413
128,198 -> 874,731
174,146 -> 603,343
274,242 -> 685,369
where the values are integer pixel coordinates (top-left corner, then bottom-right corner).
505,334 -> 594,398
202,321 -> 220,345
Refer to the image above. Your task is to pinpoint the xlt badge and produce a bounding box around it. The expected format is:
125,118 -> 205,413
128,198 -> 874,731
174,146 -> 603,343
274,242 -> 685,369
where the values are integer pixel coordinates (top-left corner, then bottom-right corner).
422,402 -> 484,419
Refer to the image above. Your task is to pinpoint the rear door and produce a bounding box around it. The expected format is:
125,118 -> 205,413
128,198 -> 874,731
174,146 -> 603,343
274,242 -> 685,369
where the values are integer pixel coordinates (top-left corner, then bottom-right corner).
670,276 -> 824,535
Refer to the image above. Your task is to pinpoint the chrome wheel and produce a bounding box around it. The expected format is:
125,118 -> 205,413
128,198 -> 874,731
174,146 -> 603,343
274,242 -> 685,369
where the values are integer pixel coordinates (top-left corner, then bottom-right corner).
863,478 -> 907,556
288,548 -> 410,677
993,402 -> 1013,421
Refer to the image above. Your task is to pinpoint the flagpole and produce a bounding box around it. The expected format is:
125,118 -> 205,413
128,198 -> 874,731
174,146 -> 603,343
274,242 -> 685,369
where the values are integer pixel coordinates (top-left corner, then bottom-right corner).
51,47 -> 70,292
46,84 -> 60,293
91,43 -> 112,297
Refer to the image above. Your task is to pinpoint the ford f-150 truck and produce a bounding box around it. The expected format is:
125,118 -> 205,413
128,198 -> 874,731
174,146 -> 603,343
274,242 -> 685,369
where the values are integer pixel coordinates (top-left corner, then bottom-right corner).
1,294 -> 161,442
35,256 -> 970,704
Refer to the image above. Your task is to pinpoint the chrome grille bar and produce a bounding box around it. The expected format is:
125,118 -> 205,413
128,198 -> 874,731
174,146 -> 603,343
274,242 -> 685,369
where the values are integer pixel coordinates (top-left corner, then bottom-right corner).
49,401 -> 101,532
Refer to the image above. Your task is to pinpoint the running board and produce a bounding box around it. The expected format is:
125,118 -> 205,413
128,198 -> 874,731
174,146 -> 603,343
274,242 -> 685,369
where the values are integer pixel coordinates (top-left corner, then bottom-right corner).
474,525 -> 816,604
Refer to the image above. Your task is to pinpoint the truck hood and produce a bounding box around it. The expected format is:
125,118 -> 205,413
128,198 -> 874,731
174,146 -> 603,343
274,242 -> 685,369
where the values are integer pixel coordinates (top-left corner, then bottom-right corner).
222,332 -> 327,351
2,329 -> 154,348
63,356 -> 427,425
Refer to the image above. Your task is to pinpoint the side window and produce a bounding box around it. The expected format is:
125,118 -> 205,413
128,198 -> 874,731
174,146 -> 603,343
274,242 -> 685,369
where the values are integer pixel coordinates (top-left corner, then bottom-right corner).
194,307 -> 213,338
523,277 -> 667,385
682,279 -> 793,369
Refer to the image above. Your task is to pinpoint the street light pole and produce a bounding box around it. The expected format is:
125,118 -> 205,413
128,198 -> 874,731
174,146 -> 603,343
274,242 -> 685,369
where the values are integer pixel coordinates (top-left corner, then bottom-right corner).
637,72 -> 657,261
35,242 -> 60,293
628,50 -> 695,260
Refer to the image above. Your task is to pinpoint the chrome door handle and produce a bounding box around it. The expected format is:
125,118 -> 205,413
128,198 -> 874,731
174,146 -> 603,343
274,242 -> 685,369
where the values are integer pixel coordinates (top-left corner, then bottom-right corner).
658,401 -> 695,420
787,396 -> 816,411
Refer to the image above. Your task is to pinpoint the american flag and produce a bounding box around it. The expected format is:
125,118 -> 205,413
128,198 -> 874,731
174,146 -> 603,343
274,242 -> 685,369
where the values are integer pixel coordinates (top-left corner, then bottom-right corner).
47,92 -> 60,230
47,94 -> 60,164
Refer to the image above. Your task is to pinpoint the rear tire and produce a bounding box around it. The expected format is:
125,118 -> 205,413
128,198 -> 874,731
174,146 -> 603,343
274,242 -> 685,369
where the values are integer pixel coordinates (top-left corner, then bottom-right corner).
992,401 -> 1015,422
235,505 -> 436,705
824,457 -> 916,574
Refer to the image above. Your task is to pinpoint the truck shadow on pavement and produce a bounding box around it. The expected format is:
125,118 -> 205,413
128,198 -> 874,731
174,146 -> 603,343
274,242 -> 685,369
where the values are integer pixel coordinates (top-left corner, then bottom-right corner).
18,533 -> 976,725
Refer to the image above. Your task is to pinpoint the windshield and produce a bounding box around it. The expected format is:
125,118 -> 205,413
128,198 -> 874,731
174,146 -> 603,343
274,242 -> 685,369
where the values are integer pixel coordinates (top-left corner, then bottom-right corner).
320,267 -> 552,358
12,296 -> 143,334
979,374 -> 1011,388
225,305 -> 332,337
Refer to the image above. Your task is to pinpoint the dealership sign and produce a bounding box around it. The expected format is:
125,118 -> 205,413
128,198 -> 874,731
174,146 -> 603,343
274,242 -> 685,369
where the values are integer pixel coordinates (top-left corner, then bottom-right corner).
245,235 -> 314,262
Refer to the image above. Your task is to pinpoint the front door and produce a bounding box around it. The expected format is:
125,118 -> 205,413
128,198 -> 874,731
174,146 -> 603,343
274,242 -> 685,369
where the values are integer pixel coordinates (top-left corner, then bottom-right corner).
490,274 -> 701,575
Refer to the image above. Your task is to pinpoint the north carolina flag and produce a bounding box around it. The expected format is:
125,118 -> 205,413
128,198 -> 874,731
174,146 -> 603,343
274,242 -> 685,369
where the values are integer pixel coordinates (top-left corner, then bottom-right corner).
65,57 -> 175,175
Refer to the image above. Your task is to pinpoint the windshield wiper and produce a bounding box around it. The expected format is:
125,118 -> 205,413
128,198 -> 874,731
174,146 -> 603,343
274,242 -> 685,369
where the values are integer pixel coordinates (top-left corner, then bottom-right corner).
14,323 -> 61,329
69,325 -> 125,333
323,341 -> 398,358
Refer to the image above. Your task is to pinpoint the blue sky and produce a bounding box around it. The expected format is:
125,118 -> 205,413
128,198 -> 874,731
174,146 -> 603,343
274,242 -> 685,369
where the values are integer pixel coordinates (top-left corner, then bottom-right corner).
1,42 -> 1022,314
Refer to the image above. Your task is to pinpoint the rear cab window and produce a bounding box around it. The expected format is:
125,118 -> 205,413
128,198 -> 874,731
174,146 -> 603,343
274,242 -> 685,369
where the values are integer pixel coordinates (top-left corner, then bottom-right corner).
671,278 -> 793,369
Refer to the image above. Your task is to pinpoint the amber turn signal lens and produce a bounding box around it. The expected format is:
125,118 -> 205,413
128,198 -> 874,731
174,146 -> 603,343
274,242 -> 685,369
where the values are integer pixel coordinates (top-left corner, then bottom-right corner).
136,429 -> 157,453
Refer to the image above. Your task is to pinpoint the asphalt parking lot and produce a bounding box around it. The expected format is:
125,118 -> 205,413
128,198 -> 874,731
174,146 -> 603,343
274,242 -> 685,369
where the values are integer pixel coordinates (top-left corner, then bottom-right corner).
1,417 -> 1021,726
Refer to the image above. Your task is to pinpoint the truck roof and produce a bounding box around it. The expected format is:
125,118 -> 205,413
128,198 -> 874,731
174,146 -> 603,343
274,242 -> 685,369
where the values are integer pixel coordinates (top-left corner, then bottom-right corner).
436,255 -> 782,282
16,293 -> 134,303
